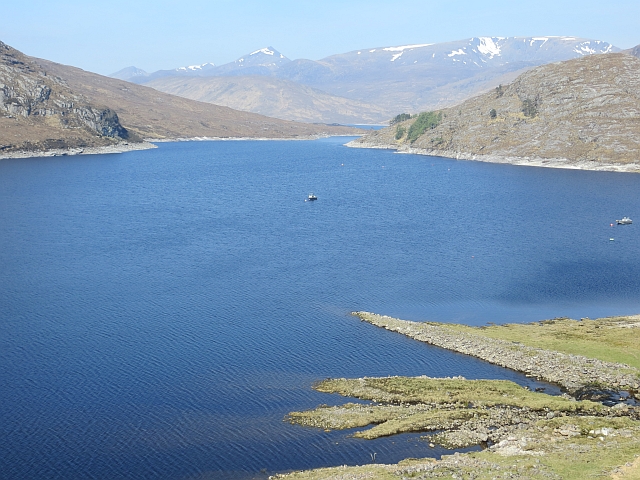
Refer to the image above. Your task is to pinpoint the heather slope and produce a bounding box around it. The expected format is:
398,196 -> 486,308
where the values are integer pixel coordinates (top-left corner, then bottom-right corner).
350,53 -> 640,170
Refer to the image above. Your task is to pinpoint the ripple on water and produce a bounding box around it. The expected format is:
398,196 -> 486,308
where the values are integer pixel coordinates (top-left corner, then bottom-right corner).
1,139 -> 639,478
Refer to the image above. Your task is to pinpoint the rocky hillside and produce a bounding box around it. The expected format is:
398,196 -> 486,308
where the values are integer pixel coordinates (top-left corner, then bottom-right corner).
144,75 -> 389,124
0,41 -> 134,154
350,52 -> 640,171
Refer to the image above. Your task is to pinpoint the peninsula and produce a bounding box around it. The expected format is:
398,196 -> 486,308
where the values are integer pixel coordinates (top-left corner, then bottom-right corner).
276,312 -> 640,479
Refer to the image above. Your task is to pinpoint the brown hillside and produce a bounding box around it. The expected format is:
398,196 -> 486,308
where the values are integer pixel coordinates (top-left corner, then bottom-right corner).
34,59 -> 358,141
144,75 -> 389,124
627,44 -> 640,59
0,41 -> 134,154
352,53 -> 640,169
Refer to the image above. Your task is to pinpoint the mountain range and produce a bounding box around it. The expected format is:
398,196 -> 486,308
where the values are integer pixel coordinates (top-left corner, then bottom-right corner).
0,41 -> 356,156
113,37 -> 619,123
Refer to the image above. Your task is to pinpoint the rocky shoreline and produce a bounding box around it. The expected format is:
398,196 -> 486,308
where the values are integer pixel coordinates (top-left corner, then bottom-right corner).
282,374 -> 640,479
276,313 -> 640,478
346,140 -> 640,173
354,312 -> 640,398
0,141 -> 157,160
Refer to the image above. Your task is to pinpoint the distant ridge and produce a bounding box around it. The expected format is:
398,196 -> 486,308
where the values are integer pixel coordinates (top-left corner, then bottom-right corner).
114,37 -> 619,124
109,66 -> 149,81
144,75 -> 390,124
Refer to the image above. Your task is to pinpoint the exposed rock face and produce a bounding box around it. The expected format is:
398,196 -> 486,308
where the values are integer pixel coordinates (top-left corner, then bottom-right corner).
0,41 -> 133,153
350,53 -> 640,170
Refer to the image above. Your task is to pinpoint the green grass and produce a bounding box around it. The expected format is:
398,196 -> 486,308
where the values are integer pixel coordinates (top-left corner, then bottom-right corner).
314,377 -> 603,412
406,111 -> 442,143
288,402 -> 480,439
275,416 -> 640,479
287,402 -> 432,431
442,316 -> 640,370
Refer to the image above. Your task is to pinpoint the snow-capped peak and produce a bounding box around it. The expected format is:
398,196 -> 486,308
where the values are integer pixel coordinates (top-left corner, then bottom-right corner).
250,47 -> 275,56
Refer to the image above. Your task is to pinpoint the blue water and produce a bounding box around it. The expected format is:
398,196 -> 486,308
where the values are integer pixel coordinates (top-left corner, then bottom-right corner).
1,138 -> 639,479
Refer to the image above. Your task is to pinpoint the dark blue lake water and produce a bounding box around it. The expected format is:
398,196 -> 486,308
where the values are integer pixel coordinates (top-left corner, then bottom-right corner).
1,138 -> 639,479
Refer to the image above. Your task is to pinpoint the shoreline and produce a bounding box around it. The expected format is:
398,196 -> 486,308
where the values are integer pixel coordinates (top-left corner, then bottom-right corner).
354,312 -> 640,397
274,313 -> 640,479
0,141 -> 158,160
150,133 -> 360,143
0,134 -> 364,161
347,140 -> 640,173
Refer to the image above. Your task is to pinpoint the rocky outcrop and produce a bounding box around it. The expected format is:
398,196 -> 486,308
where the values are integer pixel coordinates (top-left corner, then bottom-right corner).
0,40 -> 133,153
349,53 -> 640,171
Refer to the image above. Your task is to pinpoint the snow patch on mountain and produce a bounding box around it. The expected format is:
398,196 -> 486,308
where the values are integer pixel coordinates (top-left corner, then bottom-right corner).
250,48 -> 275,56
383,43 -> 434,62
530,37 -> 549,46
476,37 -> 502,58
383,43 -> 434,52
177,63 -> 215,72
448,49 -> 466,57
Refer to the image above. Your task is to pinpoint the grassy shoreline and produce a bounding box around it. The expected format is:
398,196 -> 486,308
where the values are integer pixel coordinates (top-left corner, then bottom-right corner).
273,313 -> 640,479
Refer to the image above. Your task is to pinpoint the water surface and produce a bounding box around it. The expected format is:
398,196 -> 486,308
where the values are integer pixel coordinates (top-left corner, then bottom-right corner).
1,138 -> 639,479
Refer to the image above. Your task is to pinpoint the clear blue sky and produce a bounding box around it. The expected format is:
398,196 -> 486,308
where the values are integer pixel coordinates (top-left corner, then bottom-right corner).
3,0 -> 639,75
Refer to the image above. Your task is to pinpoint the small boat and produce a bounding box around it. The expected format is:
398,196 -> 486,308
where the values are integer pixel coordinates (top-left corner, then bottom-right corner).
306,193 -> 317,201
616,217 -> 633,225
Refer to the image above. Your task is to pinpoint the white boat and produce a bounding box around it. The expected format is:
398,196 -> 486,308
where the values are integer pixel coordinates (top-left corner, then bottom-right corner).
616,217 -> 633,225
307,193 -> 317,201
